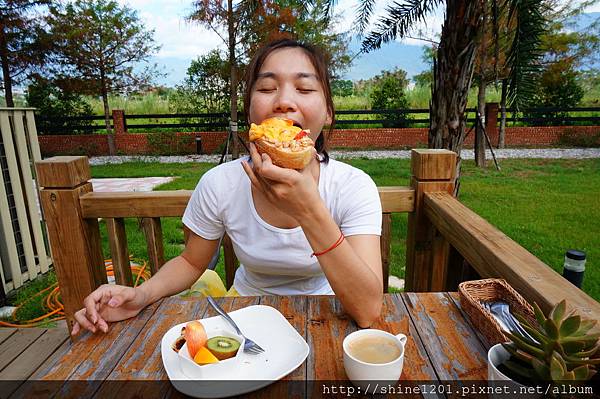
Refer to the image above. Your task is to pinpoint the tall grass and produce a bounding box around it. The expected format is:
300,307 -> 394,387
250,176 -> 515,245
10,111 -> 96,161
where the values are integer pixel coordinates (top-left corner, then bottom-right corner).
84,86 -> 509,116
87,93 -> 172,115
82,83 -> 597,117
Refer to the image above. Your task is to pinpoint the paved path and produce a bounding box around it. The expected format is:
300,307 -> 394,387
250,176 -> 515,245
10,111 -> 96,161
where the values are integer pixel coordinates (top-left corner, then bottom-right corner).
88,147 -> 600,165
90,177 -> 174,192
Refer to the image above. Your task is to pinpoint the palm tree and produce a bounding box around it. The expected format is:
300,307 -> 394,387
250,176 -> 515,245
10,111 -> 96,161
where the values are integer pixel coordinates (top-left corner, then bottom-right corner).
348,0 -> 546,180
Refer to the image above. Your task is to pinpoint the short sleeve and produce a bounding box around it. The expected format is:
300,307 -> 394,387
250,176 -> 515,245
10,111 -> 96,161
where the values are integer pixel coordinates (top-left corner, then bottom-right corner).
338,172 -> 382,236
182,170 -> 225,240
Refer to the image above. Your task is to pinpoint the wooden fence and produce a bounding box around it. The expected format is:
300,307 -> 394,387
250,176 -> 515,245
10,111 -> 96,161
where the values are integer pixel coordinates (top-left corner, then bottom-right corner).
0,108 -> 51,297
34,106 -> 600,135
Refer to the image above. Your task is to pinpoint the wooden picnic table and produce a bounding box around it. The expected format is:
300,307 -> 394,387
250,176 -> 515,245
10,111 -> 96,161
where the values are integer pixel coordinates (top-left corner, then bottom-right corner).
1,293 -> 490,398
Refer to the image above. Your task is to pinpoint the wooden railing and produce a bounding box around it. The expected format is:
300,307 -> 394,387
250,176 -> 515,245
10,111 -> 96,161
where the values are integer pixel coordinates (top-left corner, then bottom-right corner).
35,149 -> 600,335
423,191 -> 600,318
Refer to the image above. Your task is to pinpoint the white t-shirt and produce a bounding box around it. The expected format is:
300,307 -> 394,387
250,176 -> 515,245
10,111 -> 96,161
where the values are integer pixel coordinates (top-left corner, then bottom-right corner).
182,156 -> 382,296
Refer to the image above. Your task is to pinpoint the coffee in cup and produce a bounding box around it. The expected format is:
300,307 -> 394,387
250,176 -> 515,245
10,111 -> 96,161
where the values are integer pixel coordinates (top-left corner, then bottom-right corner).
343,329 -> 408,393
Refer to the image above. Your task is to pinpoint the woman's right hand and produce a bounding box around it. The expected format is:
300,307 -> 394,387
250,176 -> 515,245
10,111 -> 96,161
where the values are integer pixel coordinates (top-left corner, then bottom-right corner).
71,284 -> 148,336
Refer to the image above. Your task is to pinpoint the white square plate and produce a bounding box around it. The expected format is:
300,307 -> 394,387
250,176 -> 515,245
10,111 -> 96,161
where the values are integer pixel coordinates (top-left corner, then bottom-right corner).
161,304 -> 309,398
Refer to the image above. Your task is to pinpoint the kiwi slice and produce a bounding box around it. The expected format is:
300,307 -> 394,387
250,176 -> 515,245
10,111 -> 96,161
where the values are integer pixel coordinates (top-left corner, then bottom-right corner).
206,336 -> 241,360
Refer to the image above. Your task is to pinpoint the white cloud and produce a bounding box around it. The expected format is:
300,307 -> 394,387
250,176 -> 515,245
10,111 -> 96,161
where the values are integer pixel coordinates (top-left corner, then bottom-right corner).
142,12 -> 223,59
114,0 -> 224,59
584,3 -> 600,12
335,0 -> 443,46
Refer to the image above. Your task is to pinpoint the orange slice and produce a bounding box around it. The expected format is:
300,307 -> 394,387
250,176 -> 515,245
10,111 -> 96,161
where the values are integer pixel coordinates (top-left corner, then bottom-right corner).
193,346 -> 220,365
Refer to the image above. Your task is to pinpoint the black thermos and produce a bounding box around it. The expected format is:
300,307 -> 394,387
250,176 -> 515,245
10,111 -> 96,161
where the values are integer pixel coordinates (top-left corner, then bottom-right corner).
562,249 -> 587,288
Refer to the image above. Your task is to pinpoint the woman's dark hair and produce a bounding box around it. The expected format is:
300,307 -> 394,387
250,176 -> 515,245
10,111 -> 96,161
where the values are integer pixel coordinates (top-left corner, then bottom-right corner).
244,39 -> 335,164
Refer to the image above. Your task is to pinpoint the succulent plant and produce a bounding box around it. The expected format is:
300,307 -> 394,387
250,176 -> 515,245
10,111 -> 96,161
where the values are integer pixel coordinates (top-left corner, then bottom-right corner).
501,299 -> 600,384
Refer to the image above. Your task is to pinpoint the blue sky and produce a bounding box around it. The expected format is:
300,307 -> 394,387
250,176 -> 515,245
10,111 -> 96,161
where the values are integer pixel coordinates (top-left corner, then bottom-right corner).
116,0 -> 445,86
117,0 -> 600,87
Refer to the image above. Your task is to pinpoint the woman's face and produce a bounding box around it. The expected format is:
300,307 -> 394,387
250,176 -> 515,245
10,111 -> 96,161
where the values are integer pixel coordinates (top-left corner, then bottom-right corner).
248,47 -> 332,141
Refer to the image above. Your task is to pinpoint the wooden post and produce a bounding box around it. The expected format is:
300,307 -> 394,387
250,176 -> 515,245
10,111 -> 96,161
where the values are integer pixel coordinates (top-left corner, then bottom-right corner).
380,214 -> 392,293
141,217 -> 165,275
106,218 -> 133,286
405,149 -> 456,292
36,156 -> 106,333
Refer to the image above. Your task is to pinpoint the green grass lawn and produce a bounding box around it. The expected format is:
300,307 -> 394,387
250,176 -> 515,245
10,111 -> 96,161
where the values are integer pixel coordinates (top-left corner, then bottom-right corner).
4,158 -> 599,324
91,157 -> 600,301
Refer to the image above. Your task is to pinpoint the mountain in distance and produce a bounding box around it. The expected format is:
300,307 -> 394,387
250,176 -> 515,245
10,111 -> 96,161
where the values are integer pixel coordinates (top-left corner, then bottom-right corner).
154,13 -> 598,87
341,12 -> 600,82
341,38 -> 428,82
154,40 -> 430,87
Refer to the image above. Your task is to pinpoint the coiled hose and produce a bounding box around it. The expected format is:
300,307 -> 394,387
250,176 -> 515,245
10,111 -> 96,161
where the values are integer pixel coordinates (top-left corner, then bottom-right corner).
0,257 -> 150,328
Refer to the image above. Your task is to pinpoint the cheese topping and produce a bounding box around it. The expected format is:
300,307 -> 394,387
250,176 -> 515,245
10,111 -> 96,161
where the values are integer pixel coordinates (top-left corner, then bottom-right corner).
249,117 -> 304,142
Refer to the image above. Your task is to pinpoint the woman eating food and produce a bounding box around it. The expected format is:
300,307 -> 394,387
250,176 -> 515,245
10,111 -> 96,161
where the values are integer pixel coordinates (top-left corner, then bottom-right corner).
71,39 -> 383,335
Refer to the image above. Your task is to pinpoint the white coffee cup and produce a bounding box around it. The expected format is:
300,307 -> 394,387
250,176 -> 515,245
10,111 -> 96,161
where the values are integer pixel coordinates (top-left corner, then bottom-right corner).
343,329 -> 408,393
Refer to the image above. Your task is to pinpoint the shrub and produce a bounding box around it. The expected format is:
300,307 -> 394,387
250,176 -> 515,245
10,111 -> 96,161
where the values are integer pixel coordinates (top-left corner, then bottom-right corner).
26,76 -> 93,135
370,72 -> 411,128
524,63 -> 584,126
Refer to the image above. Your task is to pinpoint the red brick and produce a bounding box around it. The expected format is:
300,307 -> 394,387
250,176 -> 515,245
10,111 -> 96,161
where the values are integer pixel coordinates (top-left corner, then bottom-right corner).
38,126 -> 600,157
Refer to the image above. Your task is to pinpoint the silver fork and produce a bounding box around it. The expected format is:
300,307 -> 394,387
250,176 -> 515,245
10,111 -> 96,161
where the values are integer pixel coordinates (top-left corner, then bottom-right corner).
207,296 -> 265,355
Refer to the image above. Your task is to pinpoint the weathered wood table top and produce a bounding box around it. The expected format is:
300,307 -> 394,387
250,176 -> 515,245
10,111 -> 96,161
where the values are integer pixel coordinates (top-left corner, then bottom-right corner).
2,293 -> 490,398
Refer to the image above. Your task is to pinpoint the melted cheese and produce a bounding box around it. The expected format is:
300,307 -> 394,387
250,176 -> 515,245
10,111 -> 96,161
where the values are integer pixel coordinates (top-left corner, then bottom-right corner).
249,117 -> 303,142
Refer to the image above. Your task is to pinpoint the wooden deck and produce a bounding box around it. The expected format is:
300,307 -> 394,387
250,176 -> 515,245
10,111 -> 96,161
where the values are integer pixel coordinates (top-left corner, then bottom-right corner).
0,321 -> 69,386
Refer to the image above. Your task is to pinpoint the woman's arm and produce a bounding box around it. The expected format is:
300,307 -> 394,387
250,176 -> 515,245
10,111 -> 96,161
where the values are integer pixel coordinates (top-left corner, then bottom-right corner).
299,205 -> 382,328
137,231 -> 220,305
242,145 -> 383,327
72,230 -> 219,335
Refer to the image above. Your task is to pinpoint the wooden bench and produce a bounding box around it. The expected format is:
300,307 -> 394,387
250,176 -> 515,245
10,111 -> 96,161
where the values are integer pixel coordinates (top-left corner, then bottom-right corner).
35,150 -> 600,334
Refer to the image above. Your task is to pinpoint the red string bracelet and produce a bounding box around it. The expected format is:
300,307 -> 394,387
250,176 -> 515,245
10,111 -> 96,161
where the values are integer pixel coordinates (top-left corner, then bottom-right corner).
311,231 -> 345,257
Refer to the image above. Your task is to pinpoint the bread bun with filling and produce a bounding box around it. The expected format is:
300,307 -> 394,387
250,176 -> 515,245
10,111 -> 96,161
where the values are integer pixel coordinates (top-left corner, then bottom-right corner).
248,117 -> 315,169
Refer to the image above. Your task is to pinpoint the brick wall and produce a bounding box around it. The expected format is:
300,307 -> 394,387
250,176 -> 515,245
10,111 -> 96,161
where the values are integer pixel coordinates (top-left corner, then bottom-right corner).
39,134 -> 110,156
38,126 -> 600,157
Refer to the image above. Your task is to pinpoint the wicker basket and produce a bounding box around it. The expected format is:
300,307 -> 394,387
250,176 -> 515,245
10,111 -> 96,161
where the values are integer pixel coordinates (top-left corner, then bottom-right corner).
459,278 -> 537,346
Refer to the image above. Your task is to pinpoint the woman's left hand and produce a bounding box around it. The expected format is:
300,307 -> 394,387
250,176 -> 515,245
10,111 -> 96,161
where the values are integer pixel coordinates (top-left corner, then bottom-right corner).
241,142 -> 321,222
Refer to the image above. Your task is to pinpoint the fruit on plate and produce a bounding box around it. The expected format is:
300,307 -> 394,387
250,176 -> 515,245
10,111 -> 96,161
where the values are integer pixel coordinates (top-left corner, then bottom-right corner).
194,346 -> 219,365
184,321 -> 208,358
249,117 -> 314,169
206,336 -> 241,360
171,326 -> 186,353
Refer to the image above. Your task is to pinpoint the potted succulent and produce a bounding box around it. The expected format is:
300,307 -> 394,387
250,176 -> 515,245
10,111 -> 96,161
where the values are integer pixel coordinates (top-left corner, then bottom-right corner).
488,300 -> 600,396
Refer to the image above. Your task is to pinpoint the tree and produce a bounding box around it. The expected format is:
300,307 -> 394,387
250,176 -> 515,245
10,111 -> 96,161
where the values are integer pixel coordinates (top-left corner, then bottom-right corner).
236,0 -> 351,79
46,0 -> 160,155
522,2 -> 599,119
189,0 -> 243,157
25,75 -> 93,134
370,70 -> 410,128
413,45 -> 436,87
331,79 -> 353,97
495,1 -> 599,148
170,50 -> 231,114
189,0 -> 352,157
523,62 -> 584,124
349,0 -> 546,177
0,0 -> 50,107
